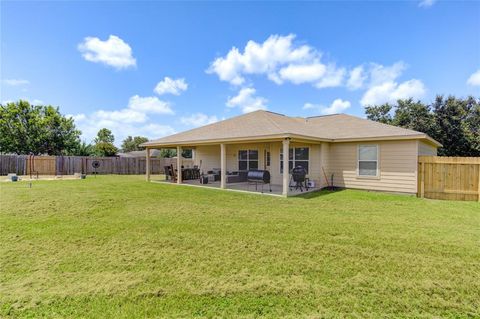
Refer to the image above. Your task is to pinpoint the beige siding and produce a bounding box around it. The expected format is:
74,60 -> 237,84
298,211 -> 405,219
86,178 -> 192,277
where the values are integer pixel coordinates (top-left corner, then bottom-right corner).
319,143 -> 330,188
270,142 -> 322,186
194,145 -> 220,172
327,140 -> 418,194
418,141 -> 437,156
194,142 -> 323,186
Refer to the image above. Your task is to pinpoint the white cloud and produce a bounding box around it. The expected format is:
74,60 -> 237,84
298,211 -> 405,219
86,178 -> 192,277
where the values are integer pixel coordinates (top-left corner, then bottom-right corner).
358,61 -> 426,106
30,99 -> 44,105
302,103 -> 317,110
3,79 -> 29,86
315,65 -> 346,88
69,113 -> 87,122
207,34 -> 348,89
94,109 -> 147,124
347,66 -> 367,90
321,99 -> 351,115
128,95 -> 174,114
360,79 -> 426,106
278,62 -> 326,84
154,77 -> 188,95
303,99 -> 351,115
419,0 -> 436,7
369,62 -> 406,86
73,113 -> 175,146
226,87 -> 268,113
180,113 -> 219,127
467,69 -> 480,86
78,35 -> 136,70
69,94 -> 175,145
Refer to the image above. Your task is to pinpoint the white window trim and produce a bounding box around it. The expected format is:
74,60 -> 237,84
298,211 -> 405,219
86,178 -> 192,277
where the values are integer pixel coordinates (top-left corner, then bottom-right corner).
280,147 -> 310,174
357,144 -> 380,179
238,149 -> 259,171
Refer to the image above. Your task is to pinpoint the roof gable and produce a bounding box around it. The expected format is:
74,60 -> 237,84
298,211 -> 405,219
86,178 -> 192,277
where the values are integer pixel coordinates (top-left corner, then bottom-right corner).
143,110 -> 439,146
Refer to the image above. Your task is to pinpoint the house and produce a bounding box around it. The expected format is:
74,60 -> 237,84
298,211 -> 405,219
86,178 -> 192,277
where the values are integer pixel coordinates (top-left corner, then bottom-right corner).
118,149 -> 161,158
141,110 -> 440,196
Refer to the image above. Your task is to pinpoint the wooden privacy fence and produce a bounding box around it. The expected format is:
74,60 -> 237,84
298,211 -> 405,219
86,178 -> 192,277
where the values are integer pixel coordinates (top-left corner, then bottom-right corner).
418,156 -> 480,202
0,155 -> 193,176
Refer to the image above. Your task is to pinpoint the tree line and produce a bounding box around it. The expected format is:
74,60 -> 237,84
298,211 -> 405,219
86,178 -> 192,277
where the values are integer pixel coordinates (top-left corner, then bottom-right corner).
365,96 -> 479,156
1,97 -> 479,157
0,100 -> 149,156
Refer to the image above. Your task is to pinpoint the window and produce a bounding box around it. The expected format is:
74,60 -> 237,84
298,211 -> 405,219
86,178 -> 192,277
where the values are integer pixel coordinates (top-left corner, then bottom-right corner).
238,150 -> 258,171
358,145 -> 378,176
280,147 -> 309,173
264,150 -> 271,167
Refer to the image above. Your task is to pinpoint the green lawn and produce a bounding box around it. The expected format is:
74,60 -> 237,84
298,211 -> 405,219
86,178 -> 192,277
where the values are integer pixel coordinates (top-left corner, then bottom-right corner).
1,175 -> 479,318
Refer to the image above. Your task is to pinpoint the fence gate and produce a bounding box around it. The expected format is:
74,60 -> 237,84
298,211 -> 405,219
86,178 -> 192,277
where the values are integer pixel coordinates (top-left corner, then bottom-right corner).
418,156 -> 480,202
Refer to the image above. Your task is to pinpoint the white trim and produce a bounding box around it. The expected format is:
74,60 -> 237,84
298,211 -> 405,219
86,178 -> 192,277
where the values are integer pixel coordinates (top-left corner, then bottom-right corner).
238,149 -> 259,171
357,144 -> 380,178
280,146 -> 310,174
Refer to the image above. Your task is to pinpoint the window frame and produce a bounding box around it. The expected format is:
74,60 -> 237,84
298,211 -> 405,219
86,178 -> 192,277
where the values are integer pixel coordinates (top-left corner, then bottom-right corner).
357,144 -> 380,178
280,147 -> 309,174
238,149 -> 259,171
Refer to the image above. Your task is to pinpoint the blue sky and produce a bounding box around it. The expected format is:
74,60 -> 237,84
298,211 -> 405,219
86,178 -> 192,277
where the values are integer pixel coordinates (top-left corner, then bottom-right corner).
1,1 -> 479,145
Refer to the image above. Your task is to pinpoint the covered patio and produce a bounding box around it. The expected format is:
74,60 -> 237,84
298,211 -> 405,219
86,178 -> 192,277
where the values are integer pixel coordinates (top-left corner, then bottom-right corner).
153,176 -> 319,197
144,136 -> 326,197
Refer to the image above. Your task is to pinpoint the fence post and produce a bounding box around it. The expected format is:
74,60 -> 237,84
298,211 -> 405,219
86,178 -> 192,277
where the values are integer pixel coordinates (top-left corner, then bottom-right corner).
478,164 -> 480,202
420,161 -> 425,198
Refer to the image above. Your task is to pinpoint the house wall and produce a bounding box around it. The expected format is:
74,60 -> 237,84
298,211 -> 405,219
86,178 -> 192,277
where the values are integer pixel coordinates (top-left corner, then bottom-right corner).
192,139 -> 428,194
326,140 -> 419,194
418,141 -> 438,156
193,145 -> 220,172
193,142 -> 323,186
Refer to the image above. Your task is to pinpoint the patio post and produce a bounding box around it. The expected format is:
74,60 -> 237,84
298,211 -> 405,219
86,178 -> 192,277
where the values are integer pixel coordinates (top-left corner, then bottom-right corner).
282,138 -> 290,196
220,143 -> 226,189
177,146 -> 182,184
145,147 -> 150,181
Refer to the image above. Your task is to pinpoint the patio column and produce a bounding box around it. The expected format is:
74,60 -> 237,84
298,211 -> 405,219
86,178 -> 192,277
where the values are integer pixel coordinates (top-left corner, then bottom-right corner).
282,138 -> 290,196
220,143 -> 226,189
146,147 -> 150,181
176,146 -> 182,184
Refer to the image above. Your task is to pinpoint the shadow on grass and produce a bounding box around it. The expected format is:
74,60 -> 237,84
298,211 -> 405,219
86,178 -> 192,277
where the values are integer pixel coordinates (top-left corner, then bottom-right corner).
294,187 -> 346,199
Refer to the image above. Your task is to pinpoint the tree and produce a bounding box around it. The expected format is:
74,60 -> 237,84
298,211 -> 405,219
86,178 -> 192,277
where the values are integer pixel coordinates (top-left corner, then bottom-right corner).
392,99 -> 435,137
365,103 -> 393,124
94,128 -> 115,144
0,100 -> 81,155
121,136 -> 149,152
93,128 -> 118,156
432,96 -> 480,156
159,149 -> 176,158
365,96 -> 480,157
159,148 -> 193,158
69,141 -> 95,156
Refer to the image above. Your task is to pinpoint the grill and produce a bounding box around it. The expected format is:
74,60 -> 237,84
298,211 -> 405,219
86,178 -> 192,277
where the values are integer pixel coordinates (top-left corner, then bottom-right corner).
247,170 -> 272,193
290,166 -> 309,192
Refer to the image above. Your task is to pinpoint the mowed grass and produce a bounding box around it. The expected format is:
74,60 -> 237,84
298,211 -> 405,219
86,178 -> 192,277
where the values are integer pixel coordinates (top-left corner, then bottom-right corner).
0,176 -> 479,318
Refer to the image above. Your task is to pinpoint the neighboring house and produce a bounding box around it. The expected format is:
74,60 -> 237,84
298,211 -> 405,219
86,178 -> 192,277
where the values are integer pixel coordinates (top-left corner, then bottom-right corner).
118,150 -> 161,158
142,110 -> 440,196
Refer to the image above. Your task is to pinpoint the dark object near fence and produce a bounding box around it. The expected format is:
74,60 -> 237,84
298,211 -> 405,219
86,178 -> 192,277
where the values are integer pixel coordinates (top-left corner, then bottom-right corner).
290,166 -> 309,192
92,160 -> 100,176
247,170 -> 271,193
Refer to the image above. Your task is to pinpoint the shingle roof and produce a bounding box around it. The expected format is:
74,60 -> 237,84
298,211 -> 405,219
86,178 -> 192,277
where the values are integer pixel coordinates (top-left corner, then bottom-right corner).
143,110 -> 440,146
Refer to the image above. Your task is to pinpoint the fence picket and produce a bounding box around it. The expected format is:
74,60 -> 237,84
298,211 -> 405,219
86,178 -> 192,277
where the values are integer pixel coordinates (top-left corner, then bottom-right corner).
1,155 -> 193,176
418,156 -> 480,201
